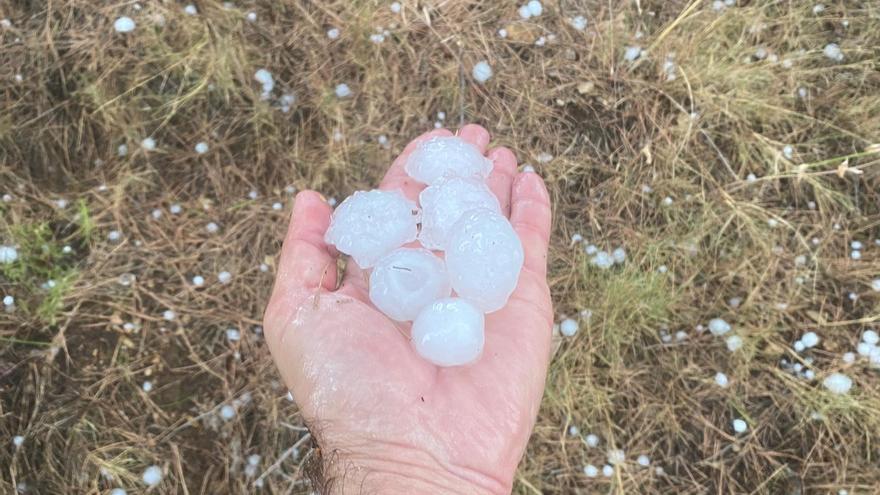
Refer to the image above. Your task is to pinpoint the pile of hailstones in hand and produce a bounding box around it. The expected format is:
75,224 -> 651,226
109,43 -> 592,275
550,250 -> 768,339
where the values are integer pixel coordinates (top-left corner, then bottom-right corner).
325,136 -> 523,367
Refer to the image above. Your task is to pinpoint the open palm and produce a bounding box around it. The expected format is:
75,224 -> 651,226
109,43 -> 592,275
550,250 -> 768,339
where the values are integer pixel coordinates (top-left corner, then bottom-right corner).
263,124 -> 553,494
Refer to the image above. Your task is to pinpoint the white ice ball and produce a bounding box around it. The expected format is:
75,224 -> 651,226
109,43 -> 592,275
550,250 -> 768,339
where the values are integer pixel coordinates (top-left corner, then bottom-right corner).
324,189 -> 420,268
708,318 -> 731,336
560,318 -> 579,337
405,136 -> 493,185
732,418 -> 748,433
418,176 -> 501,250
472,60 -> 493,83
862,330 -> 879,345
142,465 -> 163,486
822,372 -> 852,395
801,331 -> 820,348
369,248 -> 451,321
114,16 -> 136,33
446,209 -> 524,313
412,298 -> 484,367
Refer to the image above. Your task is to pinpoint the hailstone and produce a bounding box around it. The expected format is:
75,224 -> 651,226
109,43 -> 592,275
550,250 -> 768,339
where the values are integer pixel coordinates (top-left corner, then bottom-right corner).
445,208 -> 524,313
369,248 -> 451,321
412,298 -> 485,367
405,136 -> 493,185
418,176 -> 501,250
325,189 -> 420,268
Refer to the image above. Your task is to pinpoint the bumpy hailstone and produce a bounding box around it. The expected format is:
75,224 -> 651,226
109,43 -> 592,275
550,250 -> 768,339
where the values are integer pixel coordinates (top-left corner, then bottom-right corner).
405,136 -> 493,185
801,331 -> 820,348
325,189 -> 419,268
0,245 -> 18,264
823,373 -> 852,395
412,298 -> 484,367
708,318 -> 731,336
369,248 -> 451,321
445,209 -> 524,313
472,60 -> 493,83
560,318 -> 579,337
142,465 -> 163,486
114,16 -> 136,33
418,176 -> 501,250
732,418 -> 748,433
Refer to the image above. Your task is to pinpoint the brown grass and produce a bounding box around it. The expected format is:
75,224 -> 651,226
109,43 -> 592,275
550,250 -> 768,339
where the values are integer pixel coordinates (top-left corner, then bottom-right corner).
2,0 -> 880,493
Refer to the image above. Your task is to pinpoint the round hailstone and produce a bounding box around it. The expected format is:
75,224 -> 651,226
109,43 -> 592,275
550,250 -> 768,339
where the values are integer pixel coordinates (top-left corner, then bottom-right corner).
218,271 -> 232,284
369,248 -> 451,321
3,295 -> 14,306
246,11 -> 257,22
141,137 -> 156,150
526,0 -> 543,16
585,433 -> 599,447
725,335 -> 743,352
114,16 -> 136,33
560,318 -> 579,337
226,328 -> 241,342
272,202 -> 282,210
822,373 -> 852,394
591,251 -> 614,269
327,27 -> 340,39
801,331 -> 820,348
602,465 -> 614,477
637,454 -> 651,467
0,245 -> 19,264
708,318 -> 731,336
732,418 -> 748,433
206,222 -> 219,233
568,425 -> 579,436
184,4 -> 198,15
571,233 -> 583,243
842,352 -> 856,363
220,404 -> 236,420
570,15 -> 587,30
794,340 -> 806,352
472,60 -> 493,83
13,435 -> 24,447
412,298 -> 484,367
390,1 -> 401,13
324,189 -> 419,268
871,278 -> 880,292
624,46 -> 642,61
169,204 -> 182,214
446,209 -> 524,313
418,176 -> 501,250
194,142 -> 209,154
110,489 -> 127,495
163,310 -> 176,321
334,83 -> 352,98
611,247 -> 626,264
851,250 -> 861,260
142,381 -> 153,392
863,330 -> 879,345
583,464 -> 598,477
714,372 -> 729,388
518,5 -> 531,19
857,342 -> 874,356
405,136 -> 493,185
142,465 -> 163,486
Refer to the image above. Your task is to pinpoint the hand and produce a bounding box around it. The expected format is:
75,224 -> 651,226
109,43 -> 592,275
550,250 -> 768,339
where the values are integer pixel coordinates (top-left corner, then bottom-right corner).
263,124 -> 553,494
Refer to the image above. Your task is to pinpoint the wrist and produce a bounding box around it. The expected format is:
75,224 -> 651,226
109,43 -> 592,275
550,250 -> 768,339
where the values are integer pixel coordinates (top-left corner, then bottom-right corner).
317,440 -> 512,495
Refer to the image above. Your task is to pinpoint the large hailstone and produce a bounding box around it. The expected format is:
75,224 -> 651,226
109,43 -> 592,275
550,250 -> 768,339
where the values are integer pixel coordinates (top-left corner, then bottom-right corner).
369,248 -> 451,321
404,136 -> 493,185
412,298 -> 484,367
445,208 -> 524,313
325,190 -> 419,268
418,176 -> 501,250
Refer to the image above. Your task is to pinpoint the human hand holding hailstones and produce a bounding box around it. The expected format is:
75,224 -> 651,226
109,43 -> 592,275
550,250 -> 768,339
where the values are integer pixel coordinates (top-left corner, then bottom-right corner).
263,124 -> 553,493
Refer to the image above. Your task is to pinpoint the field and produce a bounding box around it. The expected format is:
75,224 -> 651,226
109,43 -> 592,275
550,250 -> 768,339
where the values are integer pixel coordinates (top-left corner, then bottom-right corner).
2,0 -> 880,493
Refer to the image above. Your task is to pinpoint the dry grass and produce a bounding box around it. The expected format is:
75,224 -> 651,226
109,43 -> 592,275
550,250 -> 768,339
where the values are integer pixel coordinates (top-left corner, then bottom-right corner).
2,0 -> 880,493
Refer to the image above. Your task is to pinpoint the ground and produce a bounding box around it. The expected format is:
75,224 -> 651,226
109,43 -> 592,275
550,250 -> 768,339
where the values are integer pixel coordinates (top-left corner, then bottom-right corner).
2,1 -> 880,494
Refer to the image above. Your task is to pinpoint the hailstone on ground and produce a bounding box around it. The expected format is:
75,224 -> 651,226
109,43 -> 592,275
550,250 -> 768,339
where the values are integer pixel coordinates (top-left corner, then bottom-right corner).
412,298 -> 485,367
324,189 -> 420,268
445,208 -> 524,313
405,136 -> 493,185
369,248 -> 451,321
418,176 -> 501,250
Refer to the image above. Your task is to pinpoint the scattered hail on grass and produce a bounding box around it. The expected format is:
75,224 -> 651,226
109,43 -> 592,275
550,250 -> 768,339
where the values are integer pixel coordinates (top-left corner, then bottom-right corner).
114,16 -> 136,33
55,198 -> 69,209
732,418 -> 748,434
851,250 -> 861,260
335,83 -> 352,98
822,373 -> 853,394
518,1 -> 542,19
117,273 -> 135,286
472,61 -> 493,83
142,465 -> 163,486
590,250 -> 614,269
497,28 -> 508,38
